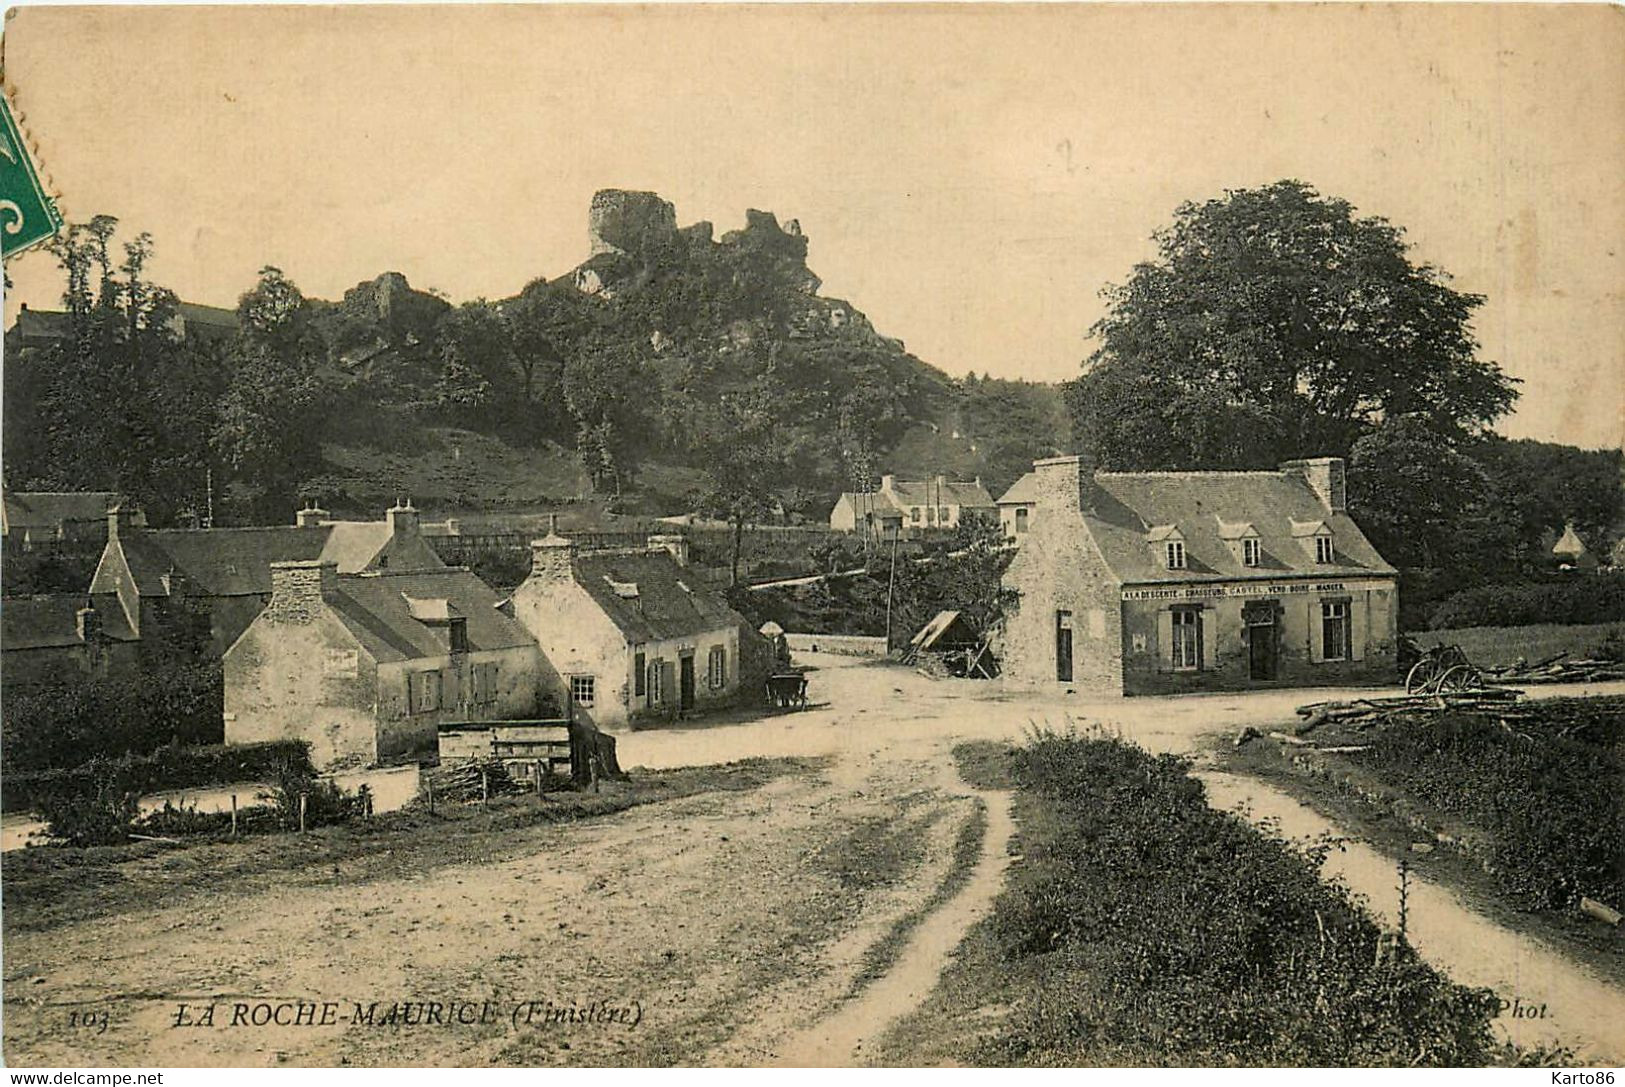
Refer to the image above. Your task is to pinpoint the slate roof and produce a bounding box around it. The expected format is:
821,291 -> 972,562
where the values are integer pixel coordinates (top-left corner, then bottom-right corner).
573,551 -> 745,643
113,522 -> 439,598
1080,471 -> 1394,584
2,594 -> 136,650
326,568 -> 534,663
996,472 -> 1039,506
885,479 -> 995,509
2,491 -> 122,532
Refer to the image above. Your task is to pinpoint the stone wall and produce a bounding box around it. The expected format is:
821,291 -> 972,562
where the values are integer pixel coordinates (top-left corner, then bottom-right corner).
1001,506 -> 1124,692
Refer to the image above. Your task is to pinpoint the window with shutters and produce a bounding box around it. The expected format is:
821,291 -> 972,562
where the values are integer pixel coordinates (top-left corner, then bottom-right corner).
411,669 -> 441,714
1171,608 -> 1202,671
570,674 -> 595,707
1321,602 -> 1351,661
1242,538 -> 1261,567
708,645 -> 727,688
1165,541 -> 1186,570
634,651 -> 646,696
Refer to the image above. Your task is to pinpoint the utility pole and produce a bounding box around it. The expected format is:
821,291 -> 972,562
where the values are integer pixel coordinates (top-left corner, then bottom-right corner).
883,523 -> 900,655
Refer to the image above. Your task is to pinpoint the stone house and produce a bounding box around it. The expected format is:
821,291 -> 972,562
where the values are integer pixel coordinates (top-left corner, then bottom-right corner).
511,530 -> 747,731
996,472 -> 1039,544
828,474 -> 997,539
1002,455 -> 1398,696
89,501 -> 446,656
223,560 -> 540,770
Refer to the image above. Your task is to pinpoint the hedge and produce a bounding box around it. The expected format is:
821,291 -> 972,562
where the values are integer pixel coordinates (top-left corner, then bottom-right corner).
3,740 -> 313,814
1429,573 -> 1625,630
982,732 -> 1507,1065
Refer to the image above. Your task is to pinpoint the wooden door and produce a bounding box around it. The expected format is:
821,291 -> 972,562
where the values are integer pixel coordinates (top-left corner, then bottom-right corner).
679,655 -> 696,710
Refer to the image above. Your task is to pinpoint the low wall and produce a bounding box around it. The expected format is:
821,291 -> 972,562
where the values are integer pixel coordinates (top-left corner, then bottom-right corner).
1408,622 -> 1625,669
785,632 -> 889,658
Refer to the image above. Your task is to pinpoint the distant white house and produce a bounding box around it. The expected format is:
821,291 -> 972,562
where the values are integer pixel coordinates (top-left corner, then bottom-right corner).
829,474 -> 995,539
996,472 -> 1040,544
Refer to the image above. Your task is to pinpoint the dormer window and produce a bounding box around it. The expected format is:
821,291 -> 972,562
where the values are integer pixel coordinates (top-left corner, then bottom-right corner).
1147,524 -> 1186,570
1243,538 -> 1262,567
1165,541 -> 1186,570
1315,536 -> 1334,564
1218,519 -> 1261,568
1291,520 -> 1335,565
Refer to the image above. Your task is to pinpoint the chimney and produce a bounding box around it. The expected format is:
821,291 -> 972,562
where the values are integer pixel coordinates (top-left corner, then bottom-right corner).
648,533 -> 689,567
1032,454 -> 1102,517
528,515 -> 576,585
296,501 -> 330,528
76,605 -> 102,643
106,503 -> 143,542
443,518 -> 462,537
387,498 -> 420,538
1280,457 -> 1347,514
879,474 -> 896,494
266,559 -> 338,623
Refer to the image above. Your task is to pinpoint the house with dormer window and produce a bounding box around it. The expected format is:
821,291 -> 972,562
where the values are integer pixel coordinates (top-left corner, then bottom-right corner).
1002,455 -> 1397,695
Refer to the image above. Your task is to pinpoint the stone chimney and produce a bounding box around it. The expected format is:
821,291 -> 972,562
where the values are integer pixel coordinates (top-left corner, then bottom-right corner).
266,560 -> 338,624
1032,454 -> 1103,517
880,474 -> 897,494
296,502 -> 330,528
387,499 -> 420,538
648,533 -> 689,567
529,515 -> 576,585
1280,457 -> 1347,514
76,605 -> 102,643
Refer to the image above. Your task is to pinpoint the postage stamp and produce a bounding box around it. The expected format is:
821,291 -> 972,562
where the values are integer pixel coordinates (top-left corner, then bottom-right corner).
0,91 -> 62,260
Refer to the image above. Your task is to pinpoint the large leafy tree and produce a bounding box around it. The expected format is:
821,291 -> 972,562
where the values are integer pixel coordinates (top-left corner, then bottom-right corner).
1068,180 -> 1518,469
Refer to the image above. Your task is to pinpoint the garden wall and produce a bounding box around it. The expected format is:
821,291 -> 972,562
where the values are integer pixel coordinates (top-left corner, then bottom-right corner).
785,633 -> 888,657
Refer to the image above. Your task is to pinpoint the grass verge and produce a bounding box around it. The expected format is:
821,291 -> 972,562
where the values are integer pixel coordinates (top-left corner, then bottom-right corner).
877,732 -> 1561,1067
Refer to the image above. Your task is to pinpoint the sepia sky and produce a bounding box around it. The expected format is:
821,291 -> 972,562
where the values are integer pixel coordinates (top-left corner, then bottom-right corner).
2,3 -> 1621,449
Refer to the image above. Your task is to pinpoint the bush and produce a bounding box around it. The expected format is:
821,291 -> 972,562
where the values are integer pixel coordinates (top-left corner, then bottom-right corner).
33,757 -> 139,846
1429,573 -> 1625,630
5,740 -> 314,815
1354,701 -> 1624,909
983,730 -> 1504,1066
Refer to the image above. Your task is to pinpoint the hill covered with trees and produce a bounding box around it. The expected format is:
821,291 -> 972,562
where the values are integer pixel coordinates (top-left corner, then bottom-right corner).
3,193 -> 1067,527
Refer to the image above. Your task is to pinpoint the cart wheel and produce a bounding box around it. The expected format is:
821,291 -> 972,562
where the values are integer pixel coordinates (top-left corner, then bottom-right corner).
1437,664 -> 1479,693
1405,660 -> 1437,695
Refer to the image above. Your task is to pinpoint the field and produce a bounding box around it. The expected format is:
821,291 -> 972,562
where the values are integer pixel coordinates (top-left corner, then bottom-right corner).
1409,624 -> 1625,670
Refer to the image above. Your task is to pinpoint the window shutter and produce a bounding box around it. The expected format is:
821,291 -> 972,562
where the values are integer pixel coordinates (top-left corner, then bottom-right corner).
442,666 -> 459,710
1156,609 -> 1174,673
406,672 -> 420,714
1351,598 -> 1367,662
1309,601 -> 1325,664
660,661 -> 676,704
1197,608 -> 1209,672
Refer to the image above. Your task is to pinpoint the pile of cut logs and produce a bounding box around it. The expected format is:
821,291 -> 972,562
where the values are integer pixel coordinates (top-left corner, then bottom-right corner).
1483,651 -> 1625,685
1293,687 -> 1522,734
424,758 -> 525,803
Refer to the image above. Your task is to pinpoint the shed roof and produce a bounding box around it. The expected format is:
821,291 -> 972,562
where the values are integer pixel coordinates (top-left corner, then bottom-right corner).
996,472 -> 1039,506
1081,471 -> 1394,584
909,609 -> 980,652
2,594 -> 136,650
573,551 -> 745,643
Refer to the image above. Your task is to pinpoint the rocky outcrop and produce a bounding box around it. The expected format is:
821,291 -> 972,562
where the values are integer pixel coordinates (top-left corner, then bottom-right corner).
339,272 -> 451,341
588,190 -> 679,258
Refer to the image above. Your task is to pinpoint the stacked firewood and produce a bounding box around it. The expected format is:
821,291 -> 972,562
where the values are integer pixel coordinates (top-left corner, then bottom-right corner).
1293,688 -> 1522,734
424,758 -> 526,803
1483,651 -> 1625,685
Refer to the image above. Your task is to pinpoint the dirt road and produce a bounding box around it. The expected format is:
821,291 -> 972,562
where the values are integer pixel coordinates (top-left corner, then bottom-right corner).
5,656 -> 1622,1065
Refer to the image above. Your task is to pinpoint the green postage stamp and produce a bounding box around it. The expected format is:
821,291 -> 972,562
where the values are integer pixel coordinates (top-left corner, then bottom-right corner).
0,91 -> 62,260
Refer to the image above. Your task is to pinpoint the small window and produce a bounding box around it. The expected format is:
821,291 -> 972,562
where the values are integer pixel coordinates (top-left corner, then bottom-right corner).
1321,602 -> 1351,661
911,507 -> 921,523
926,506 -> 936,525
938,506 -> 949,523
1165,541 -> 1186,570
708,645 -> 727,688
412,670 -> 441,714
1171,608 -> 1202,671
1315,536 -> 1334,564
634,651 -> 646,696
1242,538 -> 1261,567
570,674 -> 596,707
449,618 -> 469,655
1014,508 -> 1029,534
